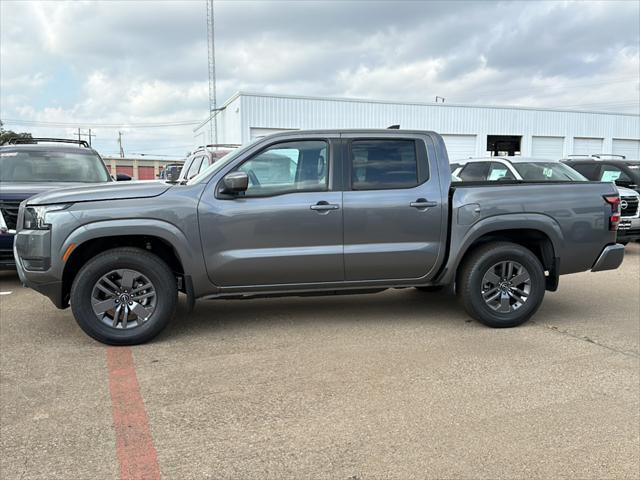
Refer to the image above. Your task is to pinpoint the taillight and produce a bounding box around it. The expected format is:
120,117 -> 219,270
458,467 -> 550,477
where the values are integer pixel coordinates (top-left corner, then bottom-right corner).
604,195 -> 620,231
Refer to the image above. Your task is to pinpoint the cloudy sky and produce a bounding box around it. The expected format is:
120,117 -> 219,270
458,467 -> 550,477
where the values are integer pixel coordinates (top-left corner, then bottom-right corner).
1,0 -> 638,157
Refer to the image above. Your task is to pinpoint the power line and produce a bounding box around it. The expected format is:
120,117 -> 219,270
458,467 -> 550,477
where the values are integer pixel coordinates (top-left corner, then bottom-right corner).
2,118 -> 201,128
116,144 -> 195,151
128,152 -> 186,157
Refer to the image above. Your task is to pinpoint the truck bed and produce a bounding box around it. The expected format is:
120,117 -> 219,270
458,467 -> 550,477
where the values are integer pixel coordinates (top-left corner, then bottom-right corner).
445,181 -> 619,278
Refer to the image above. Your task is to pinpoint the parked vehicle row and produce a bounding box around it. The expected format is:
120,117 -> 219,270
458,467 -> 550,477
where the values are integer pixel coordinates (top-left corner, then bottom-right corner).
562,155 -> 640,244
10,130 -> 625,345
0,138 -> 121,269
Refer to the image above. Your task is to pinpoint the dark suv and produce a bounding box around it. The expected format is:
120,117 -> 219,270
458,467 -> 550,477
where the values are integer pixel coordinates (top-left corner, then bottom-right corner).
563,155 -> 640,243
563,155 -> 640,193
0,138 -> 113,268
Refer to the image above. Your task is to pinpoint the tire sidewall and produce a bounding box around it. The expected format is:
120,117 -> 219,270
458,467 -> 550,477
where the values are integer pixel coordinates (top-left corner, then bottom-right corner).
466,245 -> 545,327
71,249 -> 177,345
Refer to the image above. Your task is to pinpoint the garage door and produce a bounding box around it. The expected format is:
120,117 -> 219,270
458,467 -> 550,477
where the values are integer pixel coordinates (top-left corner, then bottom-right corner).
137,166 -> 155,180
441,135 -> 476,161
116,166 -> 133,177
531,136 -> 564,158
573,137 -> 603,156
612,139 -> 640,159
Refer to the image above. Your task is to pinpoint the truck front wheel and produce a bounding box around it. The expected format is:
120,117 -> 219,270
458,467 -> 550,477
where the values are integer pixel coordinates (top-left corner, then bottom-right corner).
457,242 -> 545,328
70,247 -> 178,345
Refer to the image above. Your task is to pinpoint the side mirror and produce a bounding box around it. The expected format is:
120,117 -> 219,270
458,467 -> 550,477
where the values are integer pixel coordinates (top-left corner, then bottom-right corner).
221,171 -> 249,194
115,173 -> 132,181
165,169 -> 181,183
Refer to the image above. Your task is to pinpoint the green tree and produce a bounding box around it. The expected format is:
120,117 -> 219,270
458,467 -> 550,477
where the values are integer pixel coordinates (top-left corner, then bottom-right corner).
0,120 -> 32,145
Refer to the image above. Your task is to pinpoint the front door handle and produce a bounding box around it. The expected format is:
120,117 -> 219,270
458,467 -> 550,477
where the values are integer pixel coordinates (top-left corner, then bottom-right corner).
410,198 -> 438,209
310,201 -> 340,212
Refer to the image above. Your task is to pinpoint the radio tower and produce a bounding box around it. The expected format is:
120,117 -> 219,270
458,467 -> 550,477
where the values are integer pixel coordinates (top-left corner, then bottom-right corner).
206,0 -> 217,147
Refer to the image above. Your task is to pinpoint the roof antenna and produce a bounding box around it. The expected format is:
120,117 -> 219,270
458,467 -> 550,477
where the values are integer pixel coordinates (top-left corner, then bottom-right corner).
387,124 -> 400,129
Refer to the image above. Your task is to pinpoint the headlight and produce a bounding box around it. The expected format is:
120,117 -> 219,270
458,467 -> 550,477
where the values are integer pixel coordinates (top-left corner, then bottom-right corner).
23,204 -> 71,230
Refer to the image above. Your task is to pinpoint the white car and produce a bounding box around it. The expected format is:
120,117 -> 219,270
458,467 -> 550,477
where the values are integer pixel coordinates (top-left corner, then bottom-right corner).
451,156 -> 586,183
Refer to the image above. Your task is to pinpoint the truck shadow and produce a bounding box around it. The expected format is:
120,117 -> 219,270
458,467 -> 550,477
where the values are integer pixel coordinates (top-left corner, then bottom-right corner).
162,288 -> 469,341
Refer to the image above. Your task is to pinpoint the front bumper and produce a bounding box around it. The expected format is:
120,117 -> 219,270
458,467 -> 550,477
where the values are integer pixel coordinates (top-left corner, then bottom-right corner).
0,233 -> 15,269
591,243 -> 625,272
14,231 -> 66,309
617,217 -> 640,242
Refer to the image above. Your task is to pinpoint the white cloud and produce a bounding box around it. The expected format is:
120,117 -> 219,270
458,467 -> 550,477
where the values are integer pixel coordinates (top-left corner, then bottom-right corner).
1,0 -> 638,155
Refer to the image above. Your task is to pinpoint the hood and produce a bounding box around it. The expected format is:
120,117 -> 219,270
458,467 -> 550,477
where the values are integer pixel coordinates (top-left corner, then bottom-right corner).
0,182 -> 95,201
617,186 -> 639,198
22,180 -> 173,206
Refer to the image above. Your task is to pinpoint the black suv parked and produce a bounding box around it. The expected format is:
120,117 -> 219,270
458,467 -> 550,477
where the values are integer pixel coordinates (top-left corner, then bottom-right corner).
562,155 -> 639,193
563,155 -> 640,243
0,138 -> 114,268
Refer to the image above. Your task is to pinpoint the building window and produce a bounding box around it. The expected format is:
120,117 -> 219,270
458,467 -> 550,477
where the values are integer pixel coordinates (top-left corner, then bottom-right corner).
487,135 -> 521,156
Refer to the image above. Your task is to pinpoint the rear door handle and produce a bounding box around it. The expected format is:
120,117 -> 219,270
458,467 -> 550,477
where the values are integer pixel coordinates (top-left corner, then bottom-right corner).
410,198 -> 438,209
310,201 -> 340,212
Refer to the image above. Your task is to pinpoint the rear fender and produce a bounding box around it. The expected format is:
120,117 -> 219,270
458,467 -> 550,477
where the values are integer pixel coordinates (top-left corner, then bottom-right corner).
437,213 -> 563,285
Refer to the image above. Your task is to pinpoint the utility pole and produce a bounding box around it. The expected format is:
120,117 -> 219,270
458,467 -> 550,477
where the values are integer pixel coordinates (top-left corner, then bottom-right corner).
118,132 -> 124,158
75,128 -> 96,145
206,0 -> 217,147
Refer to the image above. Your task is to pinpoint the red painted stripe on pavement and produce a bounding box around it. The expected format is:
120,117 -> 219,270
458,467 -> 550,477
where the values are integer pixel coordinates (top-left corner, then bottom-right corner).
107,347 -> 161,480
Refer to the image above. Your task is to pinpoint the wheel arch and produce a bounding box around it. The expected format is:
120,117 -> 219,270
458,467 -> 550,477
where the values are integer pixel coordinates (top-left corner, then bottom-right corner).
439,214 -> 563,291
60,219 -> 195,308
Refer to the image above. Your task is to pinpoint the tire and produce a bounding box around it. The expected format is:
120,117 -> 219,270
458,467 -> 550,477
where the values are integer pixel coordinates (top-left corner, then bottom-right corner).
457,241 -> 545,328
415,285 -> 446,293
70,247 -> 177,345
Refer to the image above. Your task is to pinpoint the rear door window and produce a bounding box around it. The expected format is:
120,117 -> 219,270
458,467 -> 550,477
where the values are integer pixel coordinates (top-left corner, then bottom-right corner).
569,162 -> 600,180
458,162 -> 491,181
599,164 -> 632,183
350,140 -> 419,190
185,156 -> 204,179
198,155 -> 211,174
487,162 -> 516,181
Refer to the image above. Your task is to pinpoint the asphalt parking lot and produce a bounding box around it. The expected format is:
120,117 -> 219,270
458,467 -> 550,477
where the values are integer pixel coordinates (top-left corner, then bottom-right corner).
1,244 -> 639,480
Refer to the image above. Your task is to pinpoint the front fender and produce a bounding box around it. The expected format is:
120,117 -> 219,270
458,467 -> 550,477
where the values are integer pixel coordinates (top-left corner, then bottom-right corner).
438,213 -> 564,284
62,218 -> 200,273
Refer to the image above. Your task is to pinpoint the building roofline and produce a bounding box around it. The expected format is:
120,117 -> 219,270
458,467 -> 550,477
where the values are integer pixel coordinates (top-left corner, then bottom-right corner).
225,91 -> 639,118
102,156 -> 184,162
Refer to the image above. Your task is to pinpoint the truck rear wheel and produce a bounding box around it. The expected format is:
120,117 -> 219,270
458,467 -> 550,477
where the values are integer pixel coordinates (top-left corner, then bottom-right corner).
70,247 -> 177,345
457,242 -> 545,328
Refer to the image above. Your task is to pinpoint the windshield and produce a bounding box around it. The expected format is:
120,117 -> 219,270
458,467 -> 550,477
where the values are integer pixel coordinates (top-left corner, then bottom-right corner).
0,150 -> 111,183
511,162 -> 587,181
187,146 -> 245,184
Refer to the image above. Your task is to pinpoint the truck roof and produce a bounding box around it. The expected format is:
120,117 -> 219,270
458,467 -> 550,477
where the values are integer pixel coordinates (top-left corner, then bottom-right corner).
0,143 -> 101,156
261,129 -> 439,137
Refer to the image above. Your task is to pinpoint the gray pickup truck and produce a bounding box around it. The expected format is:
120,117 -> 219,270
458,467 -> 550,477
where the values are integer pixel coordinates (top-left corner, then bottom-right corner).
13,130 -> 625,345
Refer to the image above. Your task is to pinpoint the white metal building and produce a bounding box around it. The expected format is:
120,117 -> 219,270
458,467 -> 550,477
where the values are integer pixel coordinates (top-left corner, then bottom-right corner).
212,92 -> 640,161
